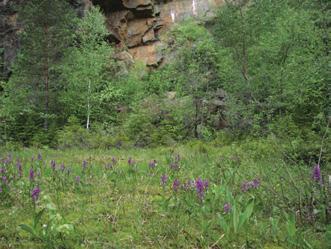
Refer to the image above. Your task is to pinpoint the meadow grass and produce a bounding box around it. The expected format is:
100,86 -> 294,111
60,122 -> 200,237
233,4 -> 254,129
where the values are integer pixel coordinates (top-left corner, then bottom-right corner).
0,138 -> 329,248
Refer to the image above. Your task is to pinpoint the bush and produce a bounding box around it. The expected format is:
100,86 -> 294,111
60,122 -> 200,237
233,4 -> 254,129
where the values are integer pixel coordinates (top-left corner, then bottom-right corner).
57,116 -> 131,149
56,117 -> 91,149
124,96 -> 187,147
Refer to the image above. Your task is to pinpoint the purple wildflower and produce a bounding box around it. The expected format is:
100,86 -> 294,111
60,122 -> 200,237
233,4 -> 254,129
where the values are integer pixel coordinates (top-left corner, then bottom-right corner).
241,182 -> 250,192
148,160 -> 157,169
31,186 -> 41,202
50,160 -> 56,171
161,174 -> 168,186
60,163 -> 65,172
111,157 -> 117,165
252,178 -> 260,188
173,179 -> 181,192
75,176 -> 81,184
195,178 -> 208,200
17,161 -> 23,178
0,167 -> 5,174
241,178 -> 261,192
181,179 -> 195,191
128,157 -> 135,166
223,203 -> 231,213
82,160 -> 88,170
312,164 -> 322,183
37,153 -> 42,161
29,168 -> 35,181
2,176 -> 7,185
170,162 -> 179,171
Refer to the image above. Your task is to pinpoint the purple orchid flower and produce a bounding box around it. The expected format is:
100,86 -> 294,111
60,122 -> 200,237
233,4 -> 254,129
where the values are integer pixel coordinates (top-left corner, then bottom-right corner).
173,179 -> 181,192
17,161 -> 23,178
82,160 -> 88,170
60,163 -> 65,172
128,157 -> 135,166
31,186 -> 41,202
161,174 -> 168,186
223,203 -> 231,213
241,178 -> 261,192
149,160 -> 157,169
195,178 -> 208,200
2,176 -> 8,185
29,168 -> 35,181
312,164 -> 322,183
50,160 -> 56,171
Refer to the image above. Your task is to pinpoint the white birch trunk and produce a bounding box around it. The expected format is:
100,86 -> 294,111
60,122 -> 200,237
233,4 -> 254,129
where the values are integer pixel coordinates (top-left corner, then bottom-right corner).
86,80 -> 91,130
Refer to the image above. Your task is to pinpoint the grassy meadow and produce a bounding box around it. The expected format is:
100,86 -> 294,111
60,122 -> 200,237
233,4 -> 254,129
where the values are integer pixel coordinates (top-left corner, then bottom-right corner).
0,138 -> 330,249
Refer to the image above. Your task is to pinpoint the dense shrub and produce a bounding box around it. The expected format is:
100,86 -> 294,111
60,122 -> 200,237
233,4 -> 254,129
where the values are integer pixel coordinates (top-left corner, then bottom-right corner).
213,0 -> 329,136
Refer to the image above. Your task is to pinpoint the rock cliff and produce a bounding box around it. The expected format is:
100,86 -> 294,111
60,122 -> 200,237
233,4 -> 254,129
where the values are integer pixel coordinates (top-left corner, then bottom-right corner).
0,0 -> 223,78
100,0 -> 223,66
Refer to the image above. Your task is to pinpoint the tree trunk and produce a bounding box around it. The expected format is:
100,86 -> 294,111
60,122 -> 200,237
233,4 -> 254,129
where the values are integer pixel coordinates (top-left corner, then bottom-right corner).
194,97 -> 199,138
86,80 -> 91,130
240,7 -> 249,82
44,25 -> 49,131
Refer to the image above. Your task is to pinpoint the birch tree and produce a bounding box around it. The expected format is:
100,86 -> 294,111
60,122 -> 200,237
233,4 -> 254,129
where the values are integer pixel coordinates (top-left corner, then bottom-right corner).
61,6 -> 112,130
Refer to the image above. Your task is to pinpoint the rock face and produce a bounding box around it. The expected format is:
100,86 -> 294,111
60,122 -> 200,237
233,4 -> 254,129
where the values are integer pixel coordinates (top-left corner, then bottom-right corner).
0,0 -> 223,77
99,0 -> 223,67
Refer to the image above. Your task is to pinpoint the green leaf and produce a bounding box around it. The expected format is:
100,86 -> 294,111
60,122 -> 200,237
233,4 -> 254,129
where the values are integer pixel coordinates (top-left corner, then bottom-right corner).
239,200 -> 254,229
219,215 -> 229,234
56,224 -> 74,235
19,224 -> 36,237
286,214 -> 296,238
33,208 -> 45,229
232,204 -> 239,234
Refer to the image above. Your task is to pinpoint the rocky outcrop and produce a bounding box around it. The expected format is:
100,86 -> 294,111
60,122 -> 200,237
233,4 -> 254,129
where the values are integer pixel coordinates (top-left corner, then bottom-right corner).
100,0 -> 164,67
100,0 -> 224,67
0,0 -> 223,77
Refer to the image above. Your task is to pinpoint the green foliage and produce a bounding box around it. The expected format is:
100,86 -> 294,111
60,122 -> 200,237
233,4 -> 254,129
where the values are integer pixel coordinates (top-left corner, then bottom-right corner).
1,0 -> 329,165
123,95 -> 184,147
136,21 -> 224,140
1,1 -> 330,248
57,116 -> 90,149
60,6 -> 113,129
216,186 -> 255,236
213,0 -> 329,135
1,0 -> 77,145
19,195 -> 75,248
57,116 -> 130,149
